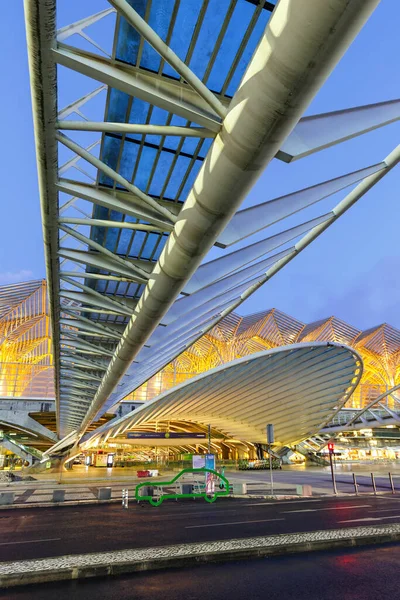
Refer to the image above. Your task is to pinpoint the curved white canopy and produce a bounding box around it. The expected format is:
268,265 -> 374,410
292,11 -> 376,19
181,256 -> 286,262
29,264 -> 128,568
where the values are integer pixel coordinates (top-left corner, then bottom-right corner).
84,342 -> 362,449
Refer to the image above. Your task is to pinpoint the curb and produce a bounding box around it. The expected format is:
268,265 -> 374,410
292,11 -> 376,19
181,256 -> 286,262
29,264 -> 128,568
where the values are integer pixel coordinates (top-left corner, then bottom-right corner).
2,524 -> 400,588
0,491 -> 395,510
0,494 -> 302,510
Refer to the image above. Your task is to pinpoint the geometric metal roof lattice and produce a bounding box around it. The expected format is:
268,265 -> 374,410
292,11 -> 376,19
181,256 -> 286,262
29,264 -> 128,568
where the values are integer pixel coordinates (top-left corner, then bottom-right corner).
0,280 -> 44,322
298,316 -> 361,346
355,324 -> 400,356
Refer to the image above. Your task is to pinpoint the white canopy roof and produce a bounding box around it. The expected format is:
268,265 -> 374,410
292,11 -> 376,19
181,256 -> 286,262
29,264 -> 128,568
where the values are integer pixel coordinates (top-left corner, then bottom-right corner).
83,342 -> 362,448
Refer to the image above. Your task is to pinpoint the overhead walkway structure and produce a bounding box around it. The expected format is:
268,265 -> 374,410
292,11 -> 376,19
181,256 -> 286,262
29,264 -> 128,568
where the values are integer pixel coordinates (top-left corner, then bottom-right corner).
0,399 -> 57,441
25,0 -> 400,445
321,385 -> 400,434
287,385 -> 400,458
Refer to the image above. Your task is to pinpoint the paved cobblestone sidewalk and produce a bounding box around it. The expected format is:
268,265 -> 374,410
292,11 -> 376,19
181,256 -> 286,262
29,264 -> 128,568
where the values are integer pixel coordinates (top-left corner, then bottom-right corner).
1,523 -> 400,578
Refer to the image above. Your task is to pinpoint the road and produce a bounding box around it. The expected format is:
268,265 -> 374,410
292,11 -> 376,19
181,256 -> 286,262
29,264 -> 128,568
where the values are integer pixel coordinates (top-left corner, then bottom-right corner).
2,495 -> 400,562
2,543 -> 400,599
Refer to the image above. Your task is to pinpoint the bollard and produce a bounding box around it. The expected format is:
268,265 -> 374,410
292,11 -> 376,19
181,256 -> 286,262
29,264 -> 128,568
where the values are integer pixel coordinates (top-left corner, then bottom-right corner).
181,483 -> 193,495
231,483 -> 247,495
353,473 -> 358,495
0,492 -> 14,505
122,488 -> 129,509
52,489 -> 65,503
371,473 -> 377,495
389,472 -> 395,494
98,487 -> 111,501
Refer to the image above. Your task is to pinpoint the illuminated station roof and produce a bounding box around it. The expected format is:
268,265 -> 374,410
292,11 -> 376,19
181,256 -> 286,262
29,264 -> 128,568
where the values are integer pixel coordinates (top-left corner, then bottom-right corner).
124,308 -> 400,413
83,342 -> 362,448
25,0 -> 400,441
0,280 -> 53,399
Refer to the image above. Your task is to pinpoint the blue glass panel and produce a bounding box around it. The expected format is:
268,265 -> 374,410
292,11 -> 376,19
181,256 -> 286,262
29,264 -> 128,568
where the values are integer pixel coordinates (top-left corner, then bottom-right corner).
164,155 -> 191,198
188,0 -> 230,81
94,280 -> 107,293
148,151 -> 175,196
226,8 -> 270,96
115,0 -> 146,64
124,215 -> 139,224
140,0 -> 175,71
162,134 -> 180,151
141,233 -> 162,260
116,228 -> 135,255
163,1 -> 202,79
99,136 -> 121,186
178,161 -> 202,202
144,134 -> 162,146
104,280 -> 118,295
129,98 -> 151,124
101,213 -> 122,251
181,136 -> 202,155
119,140 -> 139,181
198,138 -> 213,159
133,146 -> 158,191
129,230 -> 147,257
149,106 -> 169,125
117,281 -> 130,296
207,2 -> 254,93
170,114 -> 187,127
153,235 -> 167,260
107,88 -> 130,122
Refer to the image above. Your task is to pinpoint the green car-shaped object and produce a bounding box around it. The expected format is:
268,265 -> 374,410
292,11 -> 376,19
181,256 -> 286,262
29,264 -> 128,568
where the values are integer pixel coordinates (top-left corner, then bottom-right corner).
135,467 -> 230,506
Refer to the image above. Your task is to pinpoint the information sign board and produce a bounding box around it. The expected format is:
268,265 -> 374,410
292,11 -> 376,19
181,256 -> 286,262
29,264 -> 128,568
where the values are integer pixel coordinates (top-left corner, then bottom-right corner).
127,432 -> 206,440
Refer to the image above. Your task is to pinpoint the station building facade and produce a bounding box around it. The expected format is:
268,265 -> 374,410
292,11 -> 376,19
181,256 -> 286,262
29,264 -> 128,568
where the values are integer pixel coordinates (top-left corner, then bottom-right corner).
125,308 -> 400,412
1,280 -> 399,414
2,280 -> 400,465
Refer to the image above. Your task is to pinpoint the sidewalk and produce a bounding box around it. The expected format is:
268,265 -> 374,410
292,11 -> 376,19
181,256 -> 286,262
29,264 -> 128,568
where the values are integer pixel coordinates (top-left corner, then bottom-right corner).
0,475 -> 308,508
2,523 -> 400,588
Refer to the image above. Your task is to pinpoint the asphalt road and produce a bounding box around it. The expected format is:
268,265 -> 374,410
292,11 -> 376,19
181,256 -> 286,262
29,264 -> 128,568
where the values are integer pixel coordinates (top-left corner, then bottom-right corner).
2,495 -> 400,562
2,543 -> 400,600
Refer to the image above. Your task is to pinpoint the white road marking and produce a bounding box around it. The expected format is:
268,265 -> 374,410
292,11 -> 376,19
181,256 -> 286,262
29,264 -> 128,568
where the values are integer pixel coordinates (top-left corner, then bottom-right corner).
186,518 -> 284,529
246,499 -> 326,507
376,496 -> 400,501
338,515 -> 400,524
368,508 -> 400,513
282,509 -> 317,513
0,538 -> 61,546
283,505 -> 371,514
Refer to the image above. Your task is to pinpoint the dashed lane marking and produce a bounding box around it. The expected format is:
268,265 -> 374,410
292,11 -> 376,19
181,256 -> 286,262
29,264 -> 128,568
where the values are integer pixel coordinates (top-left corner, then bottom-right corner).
0,538 -> 61,546
282,505 -> 372,514
186,518 -> 285,529
338,515 -> 400,524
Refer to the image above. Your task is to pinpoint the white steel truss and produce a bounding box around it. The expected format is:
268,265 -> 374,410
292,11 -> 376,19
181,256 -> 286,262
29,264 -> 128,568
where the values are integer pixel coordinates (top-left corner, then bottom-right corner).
24,0 -> 399,441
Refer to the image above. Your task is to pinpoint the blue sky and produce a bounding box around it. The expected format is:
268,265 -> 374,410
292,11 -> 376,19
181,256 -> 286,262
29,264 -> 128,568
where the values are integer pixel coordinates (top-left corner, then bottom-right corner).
0,1 -> 399,331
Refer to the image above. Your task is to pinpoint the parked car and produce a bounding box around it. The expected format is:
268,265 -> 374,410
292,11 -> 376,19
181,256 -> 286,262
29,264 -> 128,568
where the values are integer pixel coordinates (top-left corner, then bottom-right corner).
135,468 -> 229,506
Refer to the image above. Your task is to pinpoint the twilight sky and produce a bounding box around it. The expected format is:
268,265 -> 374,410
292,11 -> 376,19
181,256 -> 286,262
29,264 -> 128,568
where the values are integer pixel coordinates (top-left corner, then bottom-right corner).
0,1 -> 399,331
